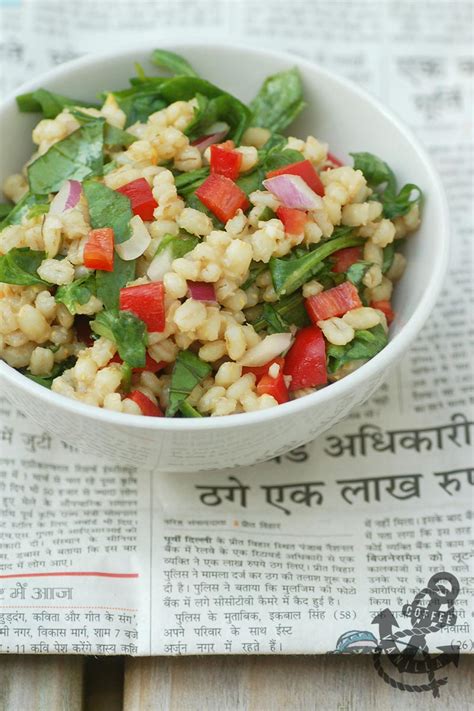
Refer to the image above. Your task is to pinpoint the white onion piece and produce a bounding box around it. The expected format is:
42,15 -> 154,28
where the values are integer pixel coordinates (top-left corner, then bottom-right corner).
262,175 -> 322,210
191,122 -> 230,153
115,215 -> 151,261
49,180 -> 82,214
147,248 -> 173,282
238,333 -> 293,367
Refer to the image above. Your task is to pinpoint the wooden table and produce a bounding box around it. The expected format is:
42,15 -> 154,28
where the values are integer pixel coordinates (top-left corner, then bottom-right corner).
0,655 -> 472,710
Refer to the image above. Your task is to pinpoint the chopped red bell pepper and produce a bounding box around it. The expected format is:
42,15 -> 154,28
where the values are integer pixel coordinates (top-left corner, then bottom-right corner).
242,357 -> 285,378
116,178 -> 158,221
331,246 -> 362,273
195,173 -> 249,223
306,281 -> 362,323
266,159 -> 324,197
256,370 -> 289,404
128,390 -> 164,417
119,282 -> 165,332
284,326 -> 327,390
322,151 -> 344,170
111,353 -> 167,374
83,227 -> 114,272
371,299 -> 395,324
276,206 -> 308,235
210,143 -> 242,181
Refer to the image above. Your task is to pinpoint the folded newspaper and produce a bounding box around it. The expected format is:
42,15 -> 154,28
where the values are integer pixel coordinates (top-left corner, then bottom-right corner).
0,0 -> 472,657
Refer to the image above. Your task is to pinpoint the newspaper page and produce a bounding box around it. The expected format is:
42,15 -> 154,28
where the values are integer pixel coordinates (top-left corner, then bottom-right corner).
0,0 -> 472,657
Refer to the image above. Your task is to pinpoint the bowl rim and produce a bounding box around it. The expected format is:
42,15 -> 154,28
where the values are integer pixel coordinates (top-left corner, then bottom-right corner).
0,39 -> 450,432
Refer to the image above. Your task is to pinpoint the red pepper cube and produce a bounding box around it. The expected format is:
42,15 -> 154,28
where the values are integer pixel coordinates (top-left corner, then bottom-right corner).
210,143 -> 242,181
331,246 -> 362,273
266,159 -> 324,197
284,326 -> 327,391
195,173 -> 249,223
83,227 -> 115,272
371,300 -> 395,324
128,390 -> 164,417
116,178 -> 158,221
242,356 -> 285,379
276,206 -> 308,235
306,281 -> 362,323
322,151 -> 344,170
256,370 -> 289,404
119,282 -> 165,333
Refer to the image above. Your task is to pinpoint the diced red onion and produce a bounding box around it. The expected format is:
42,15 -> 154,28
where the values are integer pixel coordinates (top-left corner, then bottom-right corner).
238,333 -> 293,367
262,175 -> 322,210
191,122 -> 229,153
187,281 -> 216,302
50,180 -> 82,214
115,215 -> 151,261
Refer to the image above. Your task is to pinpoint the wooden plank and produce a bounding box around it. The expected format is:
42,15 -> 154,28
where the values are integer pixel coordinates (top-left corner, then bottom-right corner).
83,657 -> 124,711
124,655 -> 474,711
0,655 -> 84,711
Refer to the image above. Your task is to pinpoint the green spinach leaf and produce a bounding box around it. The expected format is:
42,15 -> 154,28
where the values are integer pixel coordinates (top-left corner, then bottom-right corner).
0,203 -> 13,219
0,248 -> 48,286
382,243 -> 395,273
28,118 -> 105,194
350,151 -> 397,192
270,234 -> 364,296
55,274 -> 96,315
90,309 -> 147,368
174,167 -> 210,197
167,350 -> 212,417
151,48 -> 199,77
0,192 -> 49,229
16,88 -> 99,118
107,82 -> 167,126
179,400 -> 203,417
327,324 -> 388,373
104,124 -> 137,148
381,183 -> 422,219
250,68 -> 305,133
250,291 -> 310,333
83,180 -> 135,309
345,260 -> 371,286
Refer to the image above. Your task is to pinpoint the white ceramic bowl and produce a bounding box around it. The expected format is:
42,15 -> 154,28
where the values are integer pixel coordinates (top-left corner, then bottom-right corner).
0,42 -> 449,472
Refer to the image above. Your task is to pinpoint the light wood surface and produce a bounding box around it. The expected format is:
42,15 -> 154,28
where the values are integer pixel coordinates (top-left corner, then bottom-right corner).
0,655 -> 472,710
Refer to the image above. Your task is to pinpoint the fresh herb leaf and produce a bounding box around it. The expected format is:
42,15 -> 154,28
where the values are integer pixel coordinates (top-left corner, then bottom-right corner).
83,180 -> 135,309
345,260 -> 371,286
264,148 -> 304,172
270,234 -> 365,296
251,292 -> 310,333
167,350 -> 212,417
154,232 -> 199,260
250,68 -> 306,133
90,309 -> 147,368
55,274 -> 96,315
16,88 -> 99,118
151,48 -> 199,77
0,248 -> 48,286
179,400 -> 203,417
327,324 -> 388,373
258,206 -> 275,222
0,192 -> 49,229
107,82 -> 167,126
382,243 -> 395,273
21,355 -> 76,389
351,151 -> 422,219
0,203 -> 13,219
174,167 -> 210,197
241,262 -> 267,290
104,124 -> 137,148
28,119 -> 105,194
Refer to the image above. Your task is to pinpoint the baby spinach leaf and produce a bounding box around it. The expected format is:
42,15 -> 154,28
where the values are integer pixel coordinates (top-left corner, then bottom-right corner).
107,82 -> 167,126
90,309 -> 147,368
241,262 -> 267,290
0,203 -> 12,219
167,350 -> 212,417
104,124 -> 137,148
0,248 -> 48,286
270,234 -> 365,296
175,167 -> 210,197
382,243 -> 395,273
55,274 -> 96,315
28,119 -> 105,194
179,400 -> 203,418
345,260 -> 371,286
16,88 -> 99,119
0,192 -> 50,229
151,48 -> 199,77
83,181 -> 135,309
154,232 -> 199,260
350,151 -> 397,192
264,148 -> 304,172
326,324 -> 388,374
21,355 -> 77,389
251,292 -> 310,333
250,68 -> 306,133
381,183 -> 422,219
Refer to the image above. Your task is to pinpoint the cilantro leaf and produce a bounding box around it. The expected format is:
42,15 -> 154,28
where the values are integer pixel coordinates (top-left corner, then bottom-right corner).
55,274 -> 96,315
90,309 -> 147,368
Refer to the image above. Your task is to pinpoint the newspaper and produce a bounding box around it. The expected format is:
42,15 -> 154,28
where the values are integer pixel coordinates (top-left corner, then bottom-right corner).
0,0 -> 472,657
